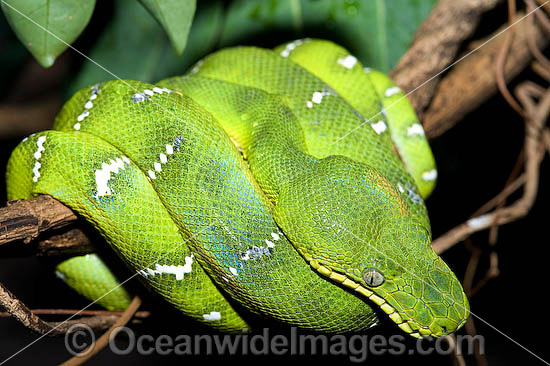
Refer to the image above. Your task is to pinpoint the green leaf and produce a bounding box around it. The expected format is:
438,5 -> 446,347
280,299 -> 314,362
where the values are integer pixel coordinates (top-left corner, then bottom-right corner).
68,0 -> 222,95
303,0 -> 438,72
219,0 -> 437,72
139,0 -> 196,55
1,0 -> 95,67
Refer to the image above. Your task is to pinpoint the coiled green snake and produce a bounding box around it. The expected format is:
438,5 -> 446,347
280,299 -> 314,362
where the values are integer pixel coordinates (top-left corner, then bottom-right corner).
6,39 -> 469,338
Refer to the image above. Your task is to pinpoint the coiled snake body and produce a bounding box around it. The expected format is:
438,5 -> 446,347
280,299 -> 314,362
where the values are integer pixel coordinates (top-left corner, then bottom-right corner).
6,39 -> 469,337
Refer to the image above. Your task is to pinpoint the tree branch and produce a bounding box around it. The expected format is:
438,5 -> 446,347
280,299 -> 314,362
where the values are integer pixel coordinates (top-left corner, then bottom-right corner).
390,0 -> 503,118
0,195 -> 77,246
0,281 -> 124,335
423,10 -> 549,138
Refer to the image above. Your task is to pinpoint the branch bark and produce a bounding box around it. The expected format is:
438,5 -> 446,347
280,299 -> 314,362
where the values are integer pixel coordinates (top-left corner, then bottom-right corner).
390,0 -> 503,118
423,10 -> 550,138
36,228 -> 95,256
0,195 -> 77,245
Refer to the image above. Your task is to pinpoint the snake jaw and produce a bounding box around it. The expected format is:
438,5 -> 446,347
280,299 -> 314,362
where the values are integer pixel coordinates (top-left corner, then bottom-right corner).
310,260 -> 432,339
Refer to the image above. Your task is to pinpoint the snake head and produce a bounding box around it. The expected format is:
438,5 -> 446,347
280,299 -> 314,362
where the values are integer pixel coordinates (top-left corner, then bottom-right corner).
274,156 -> 470,338
347,219 -> 470,338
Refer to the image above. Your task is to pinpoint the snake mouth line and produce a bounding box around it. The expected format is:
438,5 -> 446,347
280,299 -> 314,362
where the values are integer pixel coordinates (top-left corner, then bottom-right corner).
309,260 -> 433,339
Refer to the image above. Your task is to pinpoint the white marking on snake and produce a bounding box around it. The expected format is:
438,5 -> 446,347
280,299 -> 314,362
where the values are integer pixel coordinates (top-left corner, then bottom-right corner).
74,83 -> 101,130
140,255 -> 194,280
94,156 -> 130,198
132,87 -> 171,104
370,121 -> 387,134
191,60 -> 204,74
229,267 -> 239,276
31,162 -> 41,182
306,87 -> 334,108
203,311 -> 221,321
271,232 -> 280,240
312,91 -> 323,104
32,136 -> 47,182
467,214 -> 492,229
77,111 -> 89,122
242,246 -> 271,261
265,240 -> 275,248
422,169 -> 438,181
397,182 -> 422,203
407,123 -> 425,136
337,55 -> 357,69
151,143 -> 177,178
364,67 -> 372,73
279,39 -> 306,58
33,136 -> 46,159
132,93 -> 146,103
385,86 -> 401,97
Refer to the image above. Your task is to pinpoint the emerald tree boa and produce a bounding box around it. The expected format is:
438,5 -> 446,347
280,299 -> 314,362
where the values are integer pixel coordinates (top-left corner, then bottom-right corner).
6,39 -> 469,337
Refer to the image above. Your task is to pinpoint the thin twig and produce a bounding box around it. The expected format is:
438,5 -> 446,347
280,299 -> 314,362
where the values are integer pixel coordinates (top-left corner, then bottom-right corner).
462,240 -> 481,296
0,281 -> 124,334
494,0 -> 526,117
433,85 -> 550,254
465,317 -> 488,366
544,128 -> 550,154
60,296 -> 142,366
470,251 -> 500,296
525,0 -> 550,70
0,308 -> 150,319
531,61 -> 550,80
446,334 -> 466,366
473,174 -> 526,216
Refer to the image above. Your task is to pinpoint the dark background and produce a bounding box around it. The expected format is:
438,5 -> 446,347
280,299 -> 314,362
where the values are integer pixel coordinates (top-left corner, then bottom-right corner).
0,2 -> 548,365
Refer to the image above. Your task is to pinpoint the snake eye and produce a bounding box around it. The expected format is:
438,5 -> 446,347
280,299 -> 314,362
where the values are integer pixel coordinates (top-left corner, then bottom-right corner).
363,269 -> 385,287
